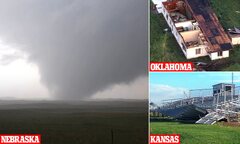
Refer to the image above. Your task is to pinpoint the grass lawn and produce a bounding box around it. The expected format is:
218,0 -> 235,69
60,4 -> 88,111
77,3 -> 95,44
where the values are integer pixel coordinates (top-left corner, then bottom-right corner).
150,12 -> 186,62
210,0 -> 240,29
150,0 -> 240,70
150,121 -> 240,144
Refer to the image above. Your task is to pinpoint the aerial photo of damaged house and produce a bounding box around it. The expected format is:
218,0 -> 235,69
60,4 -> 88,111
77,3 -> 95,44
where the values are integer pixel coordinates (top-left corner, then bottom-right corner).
152,0 -> 240,60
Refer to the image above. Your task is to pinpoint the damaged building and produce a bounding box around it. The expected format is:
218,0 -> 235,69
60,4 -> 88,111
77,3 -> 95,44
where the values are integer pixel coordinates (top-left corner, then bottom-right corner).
152,0 -> 240,60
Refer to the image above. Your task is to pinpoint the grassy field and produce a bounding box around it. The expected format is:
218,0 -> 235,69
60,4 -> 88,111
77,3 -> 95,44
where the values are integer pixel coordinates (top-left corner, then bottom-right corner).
150,121 -> 240,144
210,0 -> 240,29
150,0 -> 240,70
150,12 -> 187,62
0,100 -> 148,144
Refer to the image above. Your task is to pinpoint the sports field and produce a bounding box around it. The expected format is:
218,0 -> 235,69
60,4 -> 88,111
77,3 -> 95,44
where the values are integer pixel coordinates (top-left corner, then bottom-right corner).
150,121 -> 240,144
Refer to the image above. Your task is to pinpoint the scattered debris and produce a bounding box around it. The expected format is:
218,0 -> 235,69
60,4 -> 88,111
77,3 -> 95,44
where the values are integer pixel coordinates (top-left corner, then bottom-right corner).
228,27 -> 240,34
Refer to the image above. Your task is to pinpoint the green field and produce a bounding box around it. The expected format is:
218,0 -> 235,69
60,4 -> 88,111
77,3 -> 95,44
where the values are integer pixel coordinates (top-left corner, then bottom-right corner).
0,100 -> 148,144
151,121 -> 240,144
150,0 -> 240,70
150,13 -> 187,62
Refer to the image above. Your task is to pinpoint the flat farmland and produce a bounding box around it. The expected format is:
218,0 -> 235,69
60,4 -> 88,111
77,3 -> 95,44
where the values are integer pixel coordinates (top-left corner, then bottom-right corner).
0,100 -> 148,144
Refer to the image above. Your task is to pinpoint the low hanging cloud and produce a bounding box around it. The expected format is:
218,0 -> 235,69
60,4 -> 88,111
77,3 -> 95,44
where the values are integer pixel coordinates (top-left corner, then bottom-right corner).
0,41 -> 26,65
150,84 -> 188,104
0,0 -> 147,99
92,76 -> 148,100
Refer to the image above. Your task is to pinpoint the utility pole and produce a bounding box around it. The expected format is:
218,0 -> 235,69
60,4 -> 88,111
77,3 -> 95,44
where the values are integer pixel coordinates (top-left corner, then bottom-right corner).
232,72 -> 234,102
111,129 -> 114,144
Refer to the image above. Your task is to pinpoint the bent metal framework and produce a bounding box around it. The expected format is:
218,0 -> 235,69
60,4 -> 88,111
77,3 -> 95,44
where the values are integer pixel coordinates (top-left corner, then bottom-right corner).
152,0 -> 240,60
150,83 -> 240,125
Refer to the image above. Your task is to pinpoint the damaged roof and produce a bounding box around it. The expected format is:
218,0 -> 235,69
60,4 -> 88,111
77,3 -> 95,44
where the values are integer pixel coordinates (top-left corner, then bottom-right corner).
185,0 -> 233,53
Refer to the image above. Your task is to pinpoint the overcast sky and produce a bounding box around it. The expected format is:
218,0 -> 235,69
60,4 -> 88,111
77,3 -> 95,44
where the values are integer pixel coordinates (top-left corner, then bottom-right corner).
0,0 -> 148,100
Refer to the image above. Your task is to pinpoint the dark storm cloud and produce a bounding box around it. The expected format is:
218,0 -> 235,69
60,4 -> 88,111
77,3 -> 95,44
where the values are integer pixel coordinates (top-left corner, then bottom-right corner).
0,0 -> 147,99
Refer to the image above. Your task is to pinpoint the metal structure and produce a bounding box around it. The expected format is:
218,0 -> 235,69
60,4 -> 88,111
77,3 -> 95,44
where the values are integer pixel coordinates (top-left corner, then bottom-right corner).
151,83 -> 240,124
